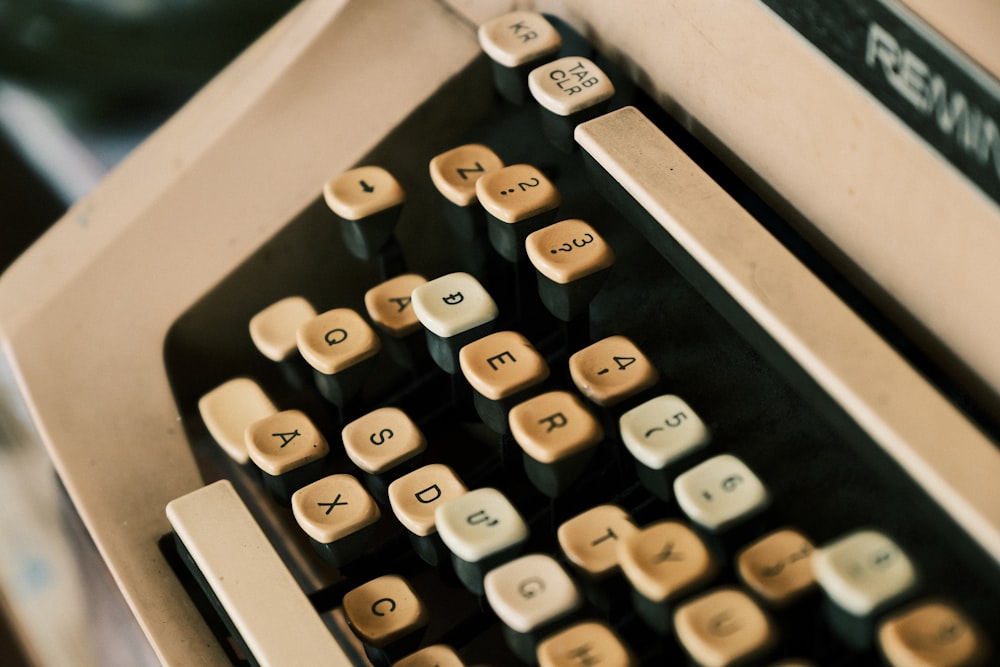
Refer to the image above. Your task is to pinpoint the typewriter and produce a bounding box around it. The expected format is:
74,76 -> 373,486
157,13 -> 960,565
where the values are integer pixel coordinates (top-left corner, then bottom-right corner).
1,1 -> 999,665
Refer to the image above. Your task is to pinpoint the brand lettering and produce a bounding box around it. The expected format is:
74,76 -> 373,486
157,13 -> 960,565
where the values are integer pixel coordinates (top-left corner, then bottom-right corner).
865,22 -> 1000,184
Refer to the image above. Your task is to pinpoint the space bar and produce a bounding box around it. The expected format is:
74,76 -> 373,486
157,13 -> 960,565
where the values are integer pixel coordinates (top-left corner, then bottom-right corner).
166,480 -> 354,666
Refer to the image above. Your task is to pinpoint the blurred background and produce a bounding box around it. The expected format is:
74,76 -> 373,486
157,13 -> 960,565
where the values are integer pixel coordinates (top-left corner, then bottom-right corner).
0,2 -> 296,665
0,0 -> 297,272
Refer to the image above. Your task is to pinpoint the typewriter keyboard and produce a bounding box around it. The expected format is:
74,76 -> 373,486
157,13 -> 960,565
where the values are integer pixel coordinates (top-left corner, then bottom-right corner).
162,12 -> 999,667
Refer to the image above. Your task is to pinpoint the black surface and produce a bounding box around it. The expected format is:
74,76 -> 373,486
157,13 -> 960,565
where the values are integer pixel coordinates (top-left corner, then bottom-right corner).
0,131 -> 64,275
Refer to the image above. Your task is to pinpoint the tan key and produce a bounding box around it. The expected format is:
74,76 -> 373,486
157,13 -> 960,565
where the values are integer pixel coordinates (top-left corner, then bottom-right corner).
477,164 -> 560,224
245,409 -> 330,501
673,587 -> 778,667
430,144 -> 505,207
388,463 -> 467,537
459,330 -> 549,400
509,390 -> 603,464
736,528 -> 817,608
525,219 -> 615,285
323,165 -> 405,258
324,166 -> 405,220
476,164 -> 561,261
245,409 -> 329,476
291,473 -> 380,567
394,644 -> 466,667
557,504 -> 637,580
297,308 -> 381,406
249,296 -> 317,362
618,519 -> 717,604
365,273 -> 427,338
342,406 -> 427,475
292,473 -> 380,544
198,377 -> 277,464
298,308 -> 382,375
526,219 -> 616,321
878,600 -> 988,667
568,335 -> 659,407
509,390 -> 604,496
536,620 -> 636,667
459,330 -> 550,433
342,574 -> 429,648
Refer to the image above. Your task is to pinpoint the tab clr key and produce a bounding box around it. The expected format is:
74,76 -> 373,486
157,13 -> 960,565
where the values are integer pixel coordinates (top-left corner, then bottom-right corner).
529,57 -> 616,150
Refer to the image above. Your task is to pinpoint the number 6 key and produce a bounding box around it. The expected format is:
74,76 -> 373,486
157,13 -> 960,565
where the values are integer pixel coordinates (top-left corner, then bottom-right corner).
673,453 -> 771,552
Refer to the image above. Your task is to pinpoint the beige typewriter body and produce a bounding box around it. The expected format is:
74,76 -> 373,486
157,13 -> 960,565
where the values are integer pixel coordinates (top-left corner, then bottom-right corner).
1,0 -> 999,664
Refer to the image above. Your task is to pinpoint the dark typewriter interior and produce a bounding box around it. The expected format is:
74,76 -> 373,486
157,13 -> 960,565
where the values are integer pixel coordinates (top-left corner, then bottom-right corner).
161,16 -> 1000,667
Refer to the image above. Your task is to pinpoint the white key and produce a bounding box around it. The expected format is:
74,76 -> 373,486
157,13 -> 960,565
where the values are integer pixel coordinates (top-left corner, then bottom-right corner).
484,553 -> 581,633
477,11 -> 561,68
435,487 -> 528,563
812,529 -> 917,616
619,394 -> 710,469
166,480 -> 352,666
528,57 -> 615,116
198,377 -> 277,464
674,454 -> 769,531
411,272 -> 498,338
